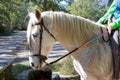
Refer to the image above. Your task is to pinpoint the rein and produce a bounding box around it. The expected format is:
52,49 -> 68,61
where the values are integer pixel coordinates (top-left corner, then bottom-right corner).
29,18 -> 109,66
100,27 -> 110,42
47,35 -> 102,65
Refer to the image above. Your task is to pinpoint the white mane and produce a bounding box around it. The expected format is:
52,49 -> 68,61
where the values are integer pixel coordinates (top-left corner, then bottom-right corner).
42,11 -> 105,46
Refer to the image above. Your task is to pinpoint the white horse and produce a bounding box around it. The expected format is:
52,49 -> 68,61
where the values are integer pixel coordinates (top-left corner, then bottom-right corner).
27,9 -> 113,80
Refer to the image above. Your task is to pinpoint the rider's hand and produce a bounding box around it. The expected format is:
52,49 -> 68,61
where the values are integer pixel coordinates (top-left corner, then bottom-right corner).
107,24 -> 112,34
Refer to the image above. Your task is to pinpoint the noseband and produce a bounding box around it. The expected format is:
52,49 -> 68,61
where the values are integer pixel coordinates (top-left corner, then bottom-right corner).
29,18 -> 56,65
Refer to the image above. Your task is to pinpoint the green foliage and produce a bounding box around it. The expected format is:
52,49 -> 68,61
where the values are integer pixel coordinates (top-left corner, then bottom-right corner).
0,0 -> 28,33
24,0 -> 61,11
12,61 -> 31,77
0,0 -> 110,34
0,0 -> 61,34
49,56 -> 77,75
66,0 -> 106,21
59,56 -> 76,75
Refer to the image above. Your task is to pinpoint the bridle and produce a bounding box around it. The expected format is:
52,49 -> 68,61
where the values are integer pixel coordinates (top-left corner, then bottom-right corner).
29,18 -> 56,66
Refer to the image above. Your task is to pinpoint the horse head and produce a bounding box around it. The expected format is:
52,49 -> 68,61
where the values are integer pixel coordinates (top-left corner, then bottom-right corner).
27,9 -> 55,70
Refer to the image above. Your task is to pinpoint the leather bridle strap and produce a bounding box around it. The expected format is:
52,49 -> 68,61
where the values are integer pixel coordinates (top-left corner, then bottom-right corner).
35,18 -> 56,40
39,22 -> 44,64
100,27 -> 110,42
30,18 -> 56,65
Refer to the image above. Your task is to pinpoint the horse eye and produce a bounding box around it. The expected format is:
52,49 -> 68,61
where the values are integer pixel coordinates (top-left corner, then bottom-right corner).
33,33 -> 38,37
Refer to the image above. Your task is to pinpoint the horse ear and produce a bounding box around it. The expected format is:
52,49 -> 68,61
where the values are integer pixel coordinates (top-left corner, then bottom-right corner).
35,9 -> 41,21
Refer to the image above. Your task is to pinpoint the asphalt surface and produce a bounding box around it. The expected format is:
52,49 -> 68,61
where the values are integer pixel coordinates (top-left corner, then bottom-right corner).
0,31 -> 26,68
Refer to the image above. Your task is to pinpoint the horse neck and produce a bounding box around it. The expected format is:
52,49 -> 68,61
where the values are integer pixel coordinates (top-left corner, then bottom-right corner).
52,12 -> 100,50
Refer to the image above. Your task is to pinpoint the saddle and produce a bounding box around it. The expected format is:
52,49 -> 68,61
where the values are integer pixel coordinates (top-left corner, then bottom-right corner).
102,14 -> 120,79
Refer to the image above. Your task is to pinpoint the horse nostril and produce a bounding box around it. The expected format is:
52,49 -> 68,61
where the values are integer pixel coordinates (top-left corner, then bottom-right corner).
31,62 -> 34,67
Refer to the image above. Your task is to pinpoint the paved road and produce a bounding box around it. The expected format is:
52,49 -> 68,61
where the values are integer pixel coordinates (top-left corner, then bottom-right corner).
0,31 -> 67,64
0,31 -> 26,55
0,30 -> 68,62
0,31 -> 26,67
48,42 -> 68,62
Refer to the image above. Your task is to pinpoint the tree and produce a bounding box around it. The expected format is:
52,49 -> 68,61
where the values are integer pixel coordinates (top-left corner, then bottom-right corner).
0,0 -> 63,34
0,0 -> 13,32
25,0 -> 61,11
66,0 -> 106,21
0,0 -> 28,33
